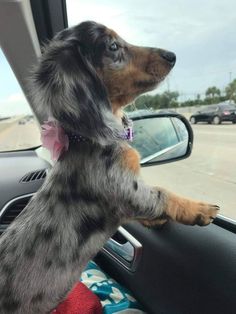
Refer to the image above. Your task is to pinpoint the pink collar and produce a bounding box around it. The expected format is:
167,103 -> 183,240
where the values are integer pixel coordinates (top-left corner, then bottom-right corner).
41,119 -> 133,162
41,120 -> 69,161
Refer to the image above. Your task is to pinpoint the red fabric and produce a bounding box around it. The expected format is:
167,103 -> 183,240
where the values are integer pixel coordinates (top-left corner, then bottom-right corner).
52,282 -> 102,314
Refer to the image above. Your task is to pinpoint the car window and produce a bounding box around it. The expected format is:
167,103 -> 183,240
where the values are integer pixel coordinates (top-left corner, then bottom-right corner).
66,0 -> 236,222
201,107 -> 210,113
201,106 -> 216,113
220,104 -> 236,110
0,48 -> 41,152
211,106 -> 218,111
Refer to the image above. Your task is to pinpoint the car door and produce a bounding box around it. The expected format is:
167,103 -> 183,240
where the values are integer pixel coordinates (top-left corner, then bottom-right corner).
197,107 -> 211,122
205,105 -> 218,121
0,2 -> 236,314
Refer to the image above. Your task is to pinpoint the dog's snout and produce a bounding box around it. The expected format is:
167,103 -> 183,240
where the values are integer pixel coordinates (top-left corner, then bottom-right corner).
160,51 -> 176,66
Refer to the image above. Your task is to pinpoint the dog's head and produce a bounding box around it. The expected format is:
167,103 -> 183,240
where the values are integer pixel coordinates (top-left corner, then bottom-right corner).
32,21 -> 175,144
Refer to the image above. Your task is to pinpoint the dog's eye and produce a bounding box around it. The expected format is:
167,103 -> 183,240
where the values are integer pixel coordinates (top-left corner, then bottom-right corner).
109,42 -> 119,51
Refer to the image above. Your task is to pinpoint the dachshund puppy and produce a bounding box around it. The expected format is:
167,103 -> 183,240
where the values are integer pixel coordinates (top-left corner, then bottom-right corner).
0,21 -> 219,313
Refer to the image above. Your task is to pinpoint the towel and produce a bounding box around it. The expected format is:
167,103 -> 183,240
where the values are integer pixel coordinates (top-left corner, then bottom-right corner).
52,282 -> 102,314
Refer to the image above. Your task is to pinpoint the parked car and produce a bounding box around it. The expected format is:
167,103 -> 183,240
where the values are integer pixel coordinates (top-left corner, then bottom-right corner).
190,103 -> 236,124
18,118 -> 26,125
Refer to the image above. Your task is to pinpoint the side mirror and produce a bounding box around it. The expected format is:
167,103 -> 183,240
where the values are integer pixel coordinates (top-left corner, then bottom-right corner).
128,112 -> 193,166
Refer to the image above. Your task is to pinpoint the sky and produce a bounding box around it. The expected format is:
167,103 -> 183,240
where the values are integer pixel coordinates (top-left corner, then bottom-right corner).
0,0 -> 236,117
0,48 -> 32,117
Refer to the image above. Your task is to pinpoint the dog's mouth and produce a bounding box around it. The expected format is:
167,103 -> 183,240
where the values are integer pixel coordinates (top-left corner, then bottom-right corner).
134,79 -> 157,89
134,74 -> 168,92
109,74 -> 169,106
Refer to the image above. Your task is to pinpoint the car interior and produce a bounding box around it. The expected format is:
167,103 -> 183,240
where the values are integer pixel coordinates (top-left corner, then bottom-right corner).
0,1 -> 236,314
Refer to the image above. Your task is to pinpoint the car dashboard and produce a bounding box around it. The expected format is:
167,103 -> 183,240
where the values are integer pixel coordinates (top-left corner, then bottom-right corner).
0,150 -> 51,233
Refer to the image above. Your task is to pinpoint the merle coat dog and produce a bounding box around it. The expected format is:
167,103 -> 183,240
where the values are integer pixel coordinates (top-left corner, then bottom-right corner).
0,21 -> 219,313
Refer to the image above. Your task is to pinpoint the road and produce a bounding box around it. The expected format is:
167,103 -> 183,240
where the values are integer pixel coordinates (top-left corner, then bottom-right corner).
141,123 -> 236,220
0,120 -> 41,151
0,120 -> 235,220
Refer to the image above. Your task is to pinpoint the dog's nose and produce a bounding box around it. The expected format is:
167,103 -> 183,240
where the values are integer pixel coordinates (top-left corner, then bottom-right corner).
160,51 -> 176,66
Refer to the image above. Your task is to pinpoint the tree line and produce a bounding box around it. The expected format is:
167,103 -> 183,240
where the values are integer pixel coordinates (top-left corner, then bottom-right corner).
126,78 -> 236,111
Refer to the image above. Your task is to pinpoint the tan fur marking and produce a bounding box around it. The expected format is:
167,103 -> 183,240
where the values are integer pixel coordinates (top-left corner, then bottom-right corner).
140,218 -> 168,227
106,29 -> 118,38
112,106 -> 124,119
121,147 -> 141,174
161,188 -> 219,225
98,42 -> 173,111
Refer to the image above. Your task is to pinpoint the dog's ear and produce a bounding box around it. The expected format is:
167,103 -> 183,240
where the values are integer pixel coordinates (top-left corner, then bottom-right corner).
31,40 -> 123,144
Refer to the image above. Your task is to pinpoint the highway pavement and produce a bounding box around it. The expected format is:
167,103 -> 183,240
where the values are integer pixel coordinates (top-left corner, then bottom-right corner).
141,123 -> 236,220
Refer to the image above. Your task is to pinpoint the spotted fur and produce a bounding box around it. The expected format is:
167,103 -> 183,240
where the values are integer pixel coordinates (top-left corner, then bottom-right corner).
0,21 -> 219,313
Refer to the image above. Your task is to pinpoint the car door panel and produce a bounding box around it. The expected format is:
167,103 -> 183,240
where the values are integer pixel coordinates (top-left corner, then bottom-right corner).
96,221 -> 236,314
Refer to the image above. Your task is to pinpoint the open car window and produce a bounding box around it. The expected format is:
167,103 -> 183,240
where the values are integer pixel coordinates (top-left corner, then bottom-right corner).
0,48 -> 41,152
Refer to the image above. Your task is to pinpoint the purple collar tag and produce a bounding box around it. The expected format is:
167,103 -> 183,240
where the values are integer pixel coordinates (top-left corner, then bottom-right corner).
124,119 -> 134,141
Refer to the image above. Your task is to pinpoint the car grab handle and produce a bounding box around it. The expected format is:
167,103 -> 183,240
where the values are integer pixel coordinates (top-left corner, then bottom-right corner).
103,226 -> 142,272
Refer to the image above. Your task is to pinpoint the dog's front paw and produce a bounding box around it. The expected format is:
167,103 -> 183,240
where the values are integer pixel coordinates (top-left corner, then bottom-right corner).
189,202 -> 220,226
173,200 -> 220,226
162,189 -> 220,226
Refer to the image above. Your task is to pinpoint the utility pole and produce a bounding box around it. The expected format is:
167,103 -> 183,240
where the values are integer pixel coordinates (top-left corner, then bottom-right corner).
167,77 -> 170,92
229,72 -> 232,104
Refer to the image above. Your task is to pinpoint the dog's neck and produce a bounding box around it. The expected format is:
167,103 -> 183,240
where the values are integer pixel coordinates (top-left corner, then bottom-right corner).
111,103 -> 125,122
113,108 -> 123,121
111,107 -> 129,128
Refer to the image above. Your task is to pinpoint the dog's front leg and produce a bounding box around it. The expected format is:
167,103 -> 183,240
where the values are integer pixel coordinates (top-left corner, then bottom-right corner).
117,146 -> 219,227
138,187 -> 220,227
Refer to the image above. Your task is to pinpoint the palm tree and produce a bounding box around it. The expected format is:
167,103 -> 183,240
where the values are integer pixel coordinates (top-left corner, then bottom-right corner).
225,79 -> 236,103
205,86 -> 221,98
205,86 -> 221,104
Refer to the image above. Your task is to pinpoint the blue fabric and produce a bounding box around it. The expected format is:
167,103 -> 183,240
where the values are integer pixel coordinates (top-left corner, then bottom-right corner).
81,261 -> 146,314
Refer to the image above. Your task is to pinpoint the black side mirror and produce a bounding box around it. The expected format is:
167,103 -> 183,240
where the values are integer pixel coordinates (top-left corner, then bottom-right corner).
128,112 -> 193,166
